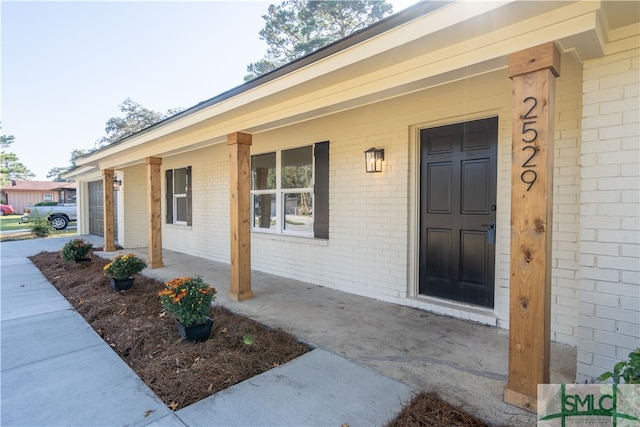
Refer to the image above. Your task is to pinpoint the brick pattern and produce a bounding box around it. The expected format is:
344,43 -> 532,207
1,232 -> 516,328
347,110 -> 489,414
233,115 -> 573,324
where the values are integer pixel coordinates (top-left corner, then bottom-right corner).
495,109 -> 515,328
550,63 -> 584,346
577,45 -> 640,382
160,146 -> 230,261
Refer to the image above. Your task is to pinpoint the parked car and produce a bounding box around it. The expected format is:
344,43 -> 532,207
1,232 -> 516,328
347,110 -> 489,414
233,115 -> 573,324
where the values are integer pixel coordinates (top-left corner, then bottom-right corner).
21,204 -> 77,230
0,204 -> 14,215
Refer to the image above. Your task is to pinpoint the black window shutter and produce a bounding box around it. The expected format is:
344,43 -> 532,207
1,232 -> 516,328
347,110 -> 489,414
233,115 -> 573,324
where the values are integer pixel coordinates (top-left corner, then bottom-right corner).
165,170 -> 173,224
313,141 -> 329,239
186,166 -> 192,226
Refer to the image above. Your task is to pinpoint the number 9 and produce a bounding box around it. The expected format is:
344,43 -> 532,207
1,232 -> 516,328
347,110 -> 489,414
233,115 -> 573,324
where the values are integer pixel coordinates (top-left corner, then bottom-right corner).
521,170 -> 537,191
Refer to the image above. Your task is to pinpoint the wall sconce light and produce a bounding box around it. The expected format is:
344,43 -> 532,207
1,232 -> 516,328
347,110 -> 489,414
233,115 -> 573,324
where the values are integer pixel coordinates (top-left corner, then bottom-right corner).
112,177 -> 122,191
364,147 -> 384,173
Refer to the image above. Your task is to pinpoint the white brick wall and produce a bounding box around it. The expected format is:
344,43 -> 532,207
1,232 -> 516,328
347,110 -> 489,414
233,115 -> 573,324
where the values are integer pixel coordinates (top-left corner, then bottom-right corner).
549,59 -> 584,346
162,144 -> 229,261
577,40 -> 640,382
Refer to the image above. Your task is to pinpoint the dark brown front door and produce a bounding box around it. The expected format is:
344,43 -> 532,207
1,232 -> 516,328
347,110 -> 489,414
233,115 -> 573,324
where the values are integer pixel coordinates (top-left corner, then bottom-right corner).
419,117 -> 497,308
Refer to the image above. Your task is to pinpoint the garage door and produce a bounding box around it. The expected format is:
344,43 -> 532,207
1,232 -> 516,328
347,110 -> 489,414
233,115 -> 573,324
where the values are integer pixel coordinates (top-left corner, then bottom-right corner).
88,181 -> 103,236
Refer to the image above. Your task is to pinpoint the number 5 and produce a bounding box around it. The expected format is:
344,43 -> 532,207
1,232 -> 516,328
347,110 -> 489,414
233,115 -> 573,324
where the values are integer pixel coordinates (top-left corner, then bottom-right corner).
522,121 -> 537,143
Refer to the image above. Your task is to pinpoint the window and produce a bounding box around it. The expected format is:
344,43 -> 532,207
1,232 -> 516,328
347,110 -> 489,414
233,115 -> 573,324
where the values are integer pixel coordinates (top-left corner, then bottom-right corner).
166,167 -> 192,225
43,193 -> 54,202
251,142 -> 329,238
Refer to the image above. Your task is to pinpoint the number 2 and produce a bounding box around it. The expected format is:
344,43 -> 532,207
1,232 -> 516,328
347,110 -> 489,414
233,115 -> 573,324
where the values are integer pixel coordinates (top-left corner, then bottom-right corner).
522,145 -> 537,167
523,96 -> 537,119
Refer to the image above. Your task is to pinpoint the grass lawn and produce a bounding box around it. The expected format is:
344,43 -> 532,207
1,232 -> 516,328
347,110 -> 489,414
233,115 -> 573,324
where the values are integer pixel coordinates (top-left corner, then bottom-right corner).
0,215 -> 29,232
0,215 -> 77,242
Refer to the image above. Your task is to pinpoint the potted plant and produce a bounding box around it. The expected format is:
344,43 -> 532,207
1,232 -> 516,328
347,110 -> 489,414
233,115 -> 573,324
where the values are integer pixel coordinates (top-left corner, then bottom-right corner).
158,275 -> 217,342
60,238 -> 93,263
103,253 -> 147,291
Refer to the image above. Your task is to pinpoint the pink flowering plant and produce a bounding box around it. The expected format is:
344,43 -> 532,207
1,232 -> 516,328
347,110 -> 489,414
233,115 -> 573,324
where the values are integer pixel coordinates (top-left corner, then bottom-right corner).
103,253 -> 147,280
158,276 -> 217,326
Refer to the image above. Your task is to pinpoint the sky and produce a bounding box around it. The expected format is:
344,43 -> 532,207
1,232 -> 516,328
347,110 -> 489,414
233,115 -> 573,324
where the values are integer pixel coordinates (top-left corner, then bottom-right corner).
2,0 -> 417,181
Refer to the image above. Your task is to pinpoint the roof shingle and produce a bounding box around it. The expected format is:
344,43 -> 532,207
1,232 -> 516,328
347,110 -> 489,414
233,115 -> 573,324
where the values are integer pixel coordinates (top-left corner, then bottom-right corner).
1,180 -> 76,191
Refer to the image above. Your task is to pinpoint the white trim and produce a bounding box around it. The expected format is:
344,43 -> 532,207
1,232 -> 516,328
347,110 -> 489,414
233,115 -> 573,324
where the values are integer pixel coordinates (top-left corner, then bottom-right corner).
250,146 -> 315,237
408,295 -> 499,327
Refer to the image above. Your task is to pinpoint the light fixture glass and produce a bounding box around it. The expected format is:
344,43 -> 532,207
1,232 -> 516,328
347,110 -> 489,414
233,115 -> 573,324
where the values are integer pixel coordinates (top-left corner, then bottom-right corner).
364,147 -> 384,173
113,177 -> 122,191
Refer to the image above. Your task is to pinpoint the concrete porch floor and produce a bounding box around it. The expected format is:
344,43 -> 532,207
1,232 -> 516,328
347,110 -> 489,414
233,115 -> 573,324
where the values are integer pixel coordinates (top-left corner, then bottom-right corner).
99,247 -> 577,426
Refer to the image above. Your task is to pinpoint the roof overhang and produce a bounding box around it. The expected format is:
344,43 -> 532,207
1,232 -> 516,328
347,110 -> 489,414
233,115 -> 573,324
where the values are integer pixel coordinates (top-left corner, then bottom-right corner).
68,0 -> 638,181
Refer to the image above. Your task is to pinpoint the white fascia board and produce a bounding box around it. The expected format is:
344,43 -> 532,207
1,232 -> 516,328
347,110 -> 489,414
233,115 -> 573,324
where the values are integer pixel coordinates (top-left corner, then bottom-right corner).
60,165 -> 98,181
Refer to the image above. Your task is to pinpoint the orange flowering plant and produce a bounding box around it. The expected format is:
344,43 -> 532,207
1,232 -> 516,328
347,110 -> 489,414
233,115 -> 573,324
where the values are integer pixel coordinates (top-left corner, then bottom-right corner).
103,253 -> 147,280
158,276 -> 217,326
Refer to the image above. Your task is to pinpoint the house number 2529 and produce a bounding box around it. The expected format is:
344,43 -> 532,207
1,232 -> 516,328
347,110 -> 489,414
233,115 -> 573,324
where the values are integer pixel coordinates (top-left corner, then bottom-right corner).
520,96 -> 538,191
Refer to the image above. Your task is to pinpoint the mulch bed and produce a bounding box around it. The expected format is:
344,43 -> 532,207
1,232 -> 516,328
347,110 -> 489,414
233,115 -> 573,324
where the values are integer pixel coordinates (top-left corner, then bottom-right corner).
29,248 -> 490,425
29,250 -> 311,411
385,391 -> 489,426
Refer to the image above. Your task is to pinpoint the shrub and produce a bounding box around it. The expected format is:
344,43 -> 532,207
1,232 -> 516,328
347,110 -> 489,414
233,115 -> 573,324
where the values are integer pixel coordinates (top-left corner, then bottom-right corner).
60,239 -> 93,262
30,212 -> 54,238
599,348 -> 640,384
159,276 -> 217,326
103,253 -> 147,280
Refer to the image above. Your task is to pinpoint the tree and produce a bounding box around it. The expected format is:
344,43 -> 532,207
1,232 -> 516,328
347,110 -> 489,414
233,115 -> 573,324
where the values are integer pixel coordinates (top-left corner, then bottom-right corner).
47,149 -> 90,182
96,98 -> 182,147
49,99 -> 181,180
0,126 -> 35,188
245,0 -> 393,81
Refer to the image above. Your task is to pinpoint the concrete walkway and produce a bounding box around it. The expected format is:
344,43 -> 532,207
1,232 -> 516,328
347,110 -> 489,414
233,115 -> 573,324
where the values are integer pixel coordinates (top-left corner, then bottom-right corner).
1,236 -> 577,426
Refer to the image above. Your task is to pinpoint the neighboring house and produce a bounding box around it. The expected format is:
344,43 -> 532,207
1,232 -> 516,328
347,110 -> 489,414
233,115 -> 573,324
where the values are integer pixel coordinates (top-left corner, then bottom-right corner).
66,0 -> 639,410
0,180 -> 76,213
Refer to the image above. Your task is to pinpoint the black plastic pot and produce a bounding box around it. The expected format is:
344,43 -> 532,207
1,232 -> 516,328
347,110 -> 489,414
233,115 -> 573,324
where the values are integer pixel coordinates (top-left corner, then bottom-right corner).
176,318 -> 214,342
109,277 -> 134,291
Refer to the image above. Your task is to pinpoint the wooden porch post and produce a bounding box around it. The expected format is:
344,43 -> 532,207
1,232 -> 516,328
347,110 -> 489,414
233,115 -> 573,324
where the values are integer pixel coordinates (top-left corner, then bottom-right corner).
228,132 -> 254,301
102,169 -> 116,252
147,157 -> 163,268
504,42 -> 560,412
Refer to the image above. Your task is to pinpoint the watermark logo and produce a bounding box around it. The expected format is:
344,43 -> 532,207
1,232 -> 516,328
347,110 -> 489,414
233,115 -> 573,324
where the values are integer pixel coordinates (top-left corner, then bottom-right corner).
538,384 -> 640,426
